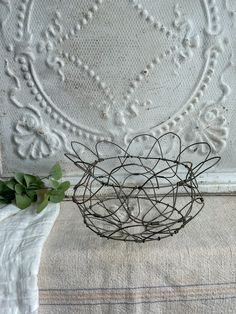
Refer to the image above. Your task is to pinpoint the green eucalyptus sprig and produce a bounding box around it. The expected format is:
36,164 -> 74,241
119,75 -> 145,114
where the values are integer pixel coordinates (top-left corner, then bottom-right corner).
0,163 -> 70,213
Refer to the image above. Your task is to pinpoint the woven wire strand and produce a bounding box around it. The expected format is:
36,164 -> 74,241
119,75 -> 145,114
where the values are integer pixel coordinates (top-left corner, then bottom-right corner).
66,133 -> 220,243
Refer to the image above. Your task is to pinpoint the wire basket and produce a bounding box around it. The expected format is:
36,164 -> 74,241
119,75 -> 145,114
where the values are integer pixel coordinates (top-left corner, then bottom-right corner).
65,133 -> 220,242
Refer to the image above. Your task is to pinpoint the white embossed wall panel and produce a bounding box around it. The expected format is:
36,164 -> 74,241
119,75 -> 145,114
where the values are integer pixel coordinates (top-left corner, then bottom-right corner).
0,0 -> 235,183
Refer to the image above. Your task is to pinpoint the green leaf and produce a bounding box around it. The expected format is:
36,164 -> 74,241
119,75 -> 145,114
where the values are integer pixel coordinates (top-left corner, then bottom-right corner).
24,174 -> 44,189
24,174 -> 36,187
0,181 -> 15,203
5,179 -> 17,191
0,195 -> 12,204
49,190 -> 65,203
14,173 -> 26,186
26,190 -> 37,202
15,194 -> 32,210
49,178 -> 60,189
58,181 -> 70,192
15,183 -> 25,194
0,181 -> 9,193
0,181 -> 5,192
0,162 -> 66,210
35,177 -> 45,189
37,193 -> 49,213
50,194 -> 65,203
49,163 -> 62,180
0,194 -> 14,203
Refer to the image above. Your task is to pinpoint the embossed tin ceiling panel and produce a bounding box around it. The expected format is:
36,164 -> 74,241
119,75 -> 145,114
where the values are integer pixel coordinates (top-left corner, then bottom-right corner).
0,0 -> 235,179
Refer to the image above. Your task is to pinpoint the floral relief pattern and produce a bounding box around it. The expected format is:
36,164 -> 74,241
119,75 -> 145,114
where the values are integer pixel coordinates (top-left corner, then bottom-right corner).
0,0 -> 234,170
13,107 -> 67,159
184,104 -> 229,155
37,11 -> 65,81
172,4 -> 200,72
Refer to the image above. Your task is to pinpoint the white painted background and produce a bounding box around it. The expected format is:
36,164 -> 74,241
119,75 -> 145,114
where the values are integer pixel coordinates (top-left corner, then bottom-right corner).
0,0 -> 236,192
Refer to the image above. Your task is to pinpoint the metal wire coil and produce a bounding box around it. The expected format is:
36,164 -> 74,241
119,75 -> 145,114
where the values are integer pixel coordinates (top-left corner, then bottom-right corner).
65,132 -> 220,242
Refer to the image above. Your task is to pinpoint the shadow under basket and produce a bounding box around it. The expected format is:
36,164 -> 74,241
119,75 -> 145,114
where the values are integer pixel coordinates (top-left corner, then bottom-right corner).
65,133 -> 220,243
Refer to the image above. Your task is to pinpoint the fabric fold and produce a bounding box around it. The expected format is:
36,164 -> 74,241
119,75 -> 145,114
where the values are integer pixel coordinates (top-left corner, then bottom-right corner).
0,204 -> 60,314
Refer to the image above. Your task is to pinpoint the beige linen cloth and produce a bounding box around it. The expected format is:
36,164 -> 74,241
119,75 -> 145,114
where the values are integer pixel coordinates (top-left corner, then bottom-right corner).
39,196 -> 236,314
0,204 -> 59,314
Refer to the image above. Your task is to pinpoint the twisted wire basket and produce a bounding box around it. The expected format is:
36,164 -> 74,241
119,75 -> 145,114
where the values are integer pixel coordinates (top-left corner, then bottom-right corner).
65,133 -> 220,242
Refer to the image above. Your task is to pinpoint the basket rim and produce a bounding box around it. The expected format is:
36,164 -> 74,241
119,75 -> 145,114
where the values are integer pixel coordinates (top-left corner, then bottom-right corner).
73,164 -> 199,199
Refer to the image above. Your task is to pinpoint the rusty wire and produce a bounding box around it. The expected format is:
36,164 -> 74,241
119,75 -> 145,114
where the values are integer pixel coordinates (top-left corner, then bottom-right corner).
65,133 -> 220,242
